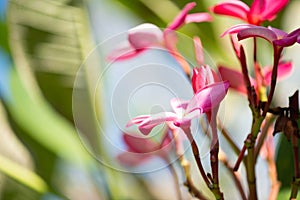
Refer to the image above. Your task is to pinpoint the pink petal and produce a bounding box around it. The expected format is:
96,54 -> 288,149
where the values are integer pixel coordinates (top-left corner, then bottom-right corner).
128,23 -> 163,49
167,2 -> 196,30
268,26 -> 288,39
123,133 -> 161,153
176,109 -> 201,127
274,28 -> 300,47
261,0 -> 289,21
192,66 -> 217,93
237,26 -> 277,43
160,132 -> 173,149
221,24 -> 257,37
185,13 -> 213,24
170,98 -> 189,115
117,152 -> 151,167
210,0 -> 250,21
273,35 -> 298,47
263,61 -> 293,85
218,66 -> 247,94
187,81 -> 230,114
193,36 -> 204,66
126,115 -> 151,127
288,28 -> 300,37
138,112 -> 178,135
106,42 -> 145,61
163,29 -> 191,74
248,0 -> 266,24
230,34 -> 241,58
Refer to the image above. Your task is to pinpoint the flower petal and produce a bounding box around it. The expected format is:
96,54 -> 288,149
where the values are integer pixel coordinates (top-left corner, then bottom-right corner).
288,28 -> 300,38
123,133 -> 161,153
218,66 -> 247,94
274,28 -> 300,47
170,98 -> 189,115
211,0 -> 250,21
137,112 -> 178,135
237,26 -> 277,43
187,81 -> 230,114
185,13 -> 213,24
167,2 -> 196,30
268,26 -> 288,39
261,0 -> 289,21
126,115 -> 151,127
128,23 -> 163,49
263,61 -> 293,85
192,66 -> 217,93
248,0 -> 266,24
106,42 -> 145,61
221,24 -> 257,37
193,36 -> 204,66
273,36 -> 298,47
163,30 -> 191,75
117,152 -> 151,167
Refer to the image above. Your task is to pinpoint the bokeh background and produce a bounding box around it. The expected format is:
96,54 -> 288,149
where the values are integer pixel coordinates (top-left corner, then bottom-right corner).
0,0 -> 300,199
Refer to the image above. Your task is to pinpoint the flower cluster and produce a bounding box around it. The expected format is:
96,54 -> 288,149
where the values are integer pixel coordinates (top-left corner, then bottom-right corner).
108,1 -> 300,199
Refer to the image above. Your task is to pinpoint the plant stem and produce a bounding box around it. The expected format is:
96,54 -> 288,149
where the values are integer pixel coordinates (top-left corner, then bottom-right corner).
234,144 -> 247,171
254,114 -> 275,161
210,115 -> 224,200
182,127 -> 210,186
253,37 -> 257,63
182,159 -> 208,200
263,47 -> 283,116
239,46 -> 256,107
170,128 -> 207,199
182,126 -> 225,199
246,113 -> 264,200
218,120 -> 241,156
210,141 -> 224,200
168,162 -> 182,200
220,153 -> 247,200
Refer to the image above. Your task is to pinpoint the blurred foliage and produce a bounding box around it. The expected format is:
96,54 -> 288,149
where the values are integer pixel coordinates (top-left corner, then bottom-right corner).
0,21 -> 9,53
2,0 -> 100,199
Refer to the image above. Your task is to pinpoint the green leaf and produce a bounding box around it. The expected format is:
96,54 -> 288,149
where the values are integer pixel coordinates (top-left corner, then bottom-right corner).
0,154 -> 48,194
6,67 -> 91,165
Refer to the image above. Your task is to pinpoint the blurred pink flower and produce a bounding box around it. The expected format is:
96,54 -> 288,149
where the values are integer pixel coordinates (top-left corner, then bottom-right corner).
218,61 -> 292,95
127,81 -> 229,135
211,0 -> 289,25
107,2 -> 212,61
117,131 -> 173,166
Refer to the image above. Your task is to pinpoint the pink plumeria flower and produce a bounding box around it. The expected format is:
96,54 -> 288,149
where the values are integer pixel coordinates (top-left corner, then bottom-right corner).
237,26 -> 300,48
192,37 -> 225,145
117,131 -> 173,166
107,2 -> 212,61
218,61 -> 293,95
222,25 -> 300,59
211,0 -> 289,25
222,24 -> 300,47
127,81 -> 229,135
